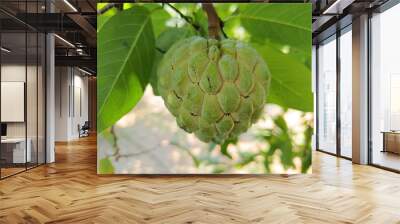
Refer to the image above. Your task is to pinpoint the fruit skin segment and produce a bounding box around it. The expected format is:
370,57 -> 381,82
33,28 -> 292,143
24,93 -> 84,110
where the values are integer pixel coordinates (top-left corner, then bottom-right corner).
158,36 -> 271,143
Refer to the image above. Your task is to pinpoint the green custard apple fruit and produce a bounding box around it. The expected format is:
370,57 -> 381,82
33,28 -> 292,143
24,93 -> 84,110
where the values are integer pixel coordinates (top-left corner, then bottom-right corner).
158,36 -> 271,143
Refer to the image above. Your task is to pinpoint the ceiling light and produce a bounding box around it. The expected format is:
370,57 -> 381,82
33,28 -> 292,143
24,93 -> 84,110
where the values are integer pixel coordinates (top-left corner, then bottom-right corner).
63,0 -> 78,12
322,0 -> 354,15
76,48 -> 85,55
1,47 -> 11,53
323,0 -> 341,14
54,34 -> 75,48
78,67 -> 93,76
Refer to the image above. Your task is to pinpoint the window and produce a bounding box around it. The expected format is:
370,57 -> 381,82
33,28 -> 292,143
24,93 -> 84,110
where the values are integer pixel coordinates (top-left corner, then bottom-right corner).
317,35 -> 337,154
339,27 -> 352,158
0,0 -> 47,179
370,3 -> 400,171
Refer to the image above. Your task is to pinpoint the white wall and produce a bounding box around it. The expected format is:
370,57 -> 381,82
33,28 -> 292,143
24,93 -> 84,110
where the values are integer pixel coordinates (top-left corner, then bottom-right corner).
55,66 -> 89,141
55,66 -> 69,141
72,73 -> 89,138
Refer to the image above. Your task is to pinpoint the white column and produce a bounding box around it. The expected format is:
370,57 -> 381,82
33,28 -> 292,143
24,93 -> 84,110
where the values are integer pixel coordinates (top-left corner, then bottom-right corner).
312,45 -> 317,151
45,1 -> 56,163
46,32 -> 55,163
352,14 -> 369,164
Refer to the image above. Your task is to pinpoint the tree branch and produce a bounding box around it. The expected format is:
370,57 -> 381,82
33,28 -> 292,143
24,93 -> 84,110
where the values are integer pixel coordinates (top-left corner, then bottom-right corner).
108,125 -> 156,161
110,125 -> 122,160
202,3 -> 221,39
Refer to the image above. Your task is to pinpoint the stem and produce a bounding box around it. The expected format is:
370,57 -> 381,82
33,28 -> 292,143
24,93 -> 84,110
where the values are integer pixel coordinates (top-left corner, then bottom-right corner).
97,3 -> 122,14
202,3 -> 221,39
108,125 -> 155,160
220,20 -> 228,39
110,125 -> 122,160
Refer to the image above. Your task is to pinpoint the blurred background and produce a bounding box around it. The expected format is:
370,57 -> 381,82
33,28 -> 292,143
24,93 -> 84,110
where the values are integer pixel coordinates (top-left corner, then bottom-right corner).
98,86 -> 313,174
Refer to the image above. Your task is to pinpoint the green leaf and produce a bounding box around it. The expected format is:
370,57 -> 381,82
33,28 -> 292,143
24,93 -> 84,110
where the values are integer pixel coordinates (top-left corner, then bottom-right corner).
97,7 -> 118,32
214,3 -> 239,21
149,51 -> 163,96
212,165 -> 227,174
97,3 -> 108,10
272,116 -> 294,168
235,151 -> 257,168
220,142 -> 232,159
223,16 -> 247,41
224,4 -> 313,111
144,4 -> 171,37
219,138 -> 238,159
156,27 -> 196,52
238,4 -> 311,56
301,124 -> 313,173
274,115 -> 288,132
99,158 -> 115,174
98,6 -> 155,133
123,3 -> 135,10
255,43 -> 313,112
193,9 -> 208,36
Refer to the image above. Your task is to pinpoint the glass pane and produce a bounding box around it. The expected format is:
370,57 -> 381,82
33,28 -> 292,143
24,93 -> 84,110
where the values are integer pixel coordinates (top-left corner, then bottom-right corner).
318,36 -> 337,154
340,28 -> 352,158
312,45 -> 317,151
38,32 -> 45,165
27,31 -> 38,169
371,4 -> 400,171
0,0 -> 46,178
1,30 -> 27,177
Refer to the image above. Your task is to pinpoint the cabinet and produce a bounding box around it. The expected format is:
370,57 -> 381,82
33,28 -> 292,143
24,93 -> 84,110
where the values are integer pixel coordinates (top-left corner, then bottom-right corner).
382,132 -> 400,154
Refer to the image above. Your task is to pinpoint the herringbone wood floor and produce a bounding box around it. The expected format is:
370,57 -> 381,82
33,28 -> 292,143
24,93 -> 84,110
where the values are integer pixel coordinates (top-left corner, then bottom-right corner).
1,135 -> 400,224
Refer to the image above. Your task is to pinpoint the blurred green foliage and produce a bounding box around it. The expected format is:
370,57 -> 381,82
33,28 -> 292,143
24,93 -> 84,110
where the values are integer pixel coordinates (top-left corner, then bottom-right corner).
174,111 -> 312,173
99,158 -> 115,174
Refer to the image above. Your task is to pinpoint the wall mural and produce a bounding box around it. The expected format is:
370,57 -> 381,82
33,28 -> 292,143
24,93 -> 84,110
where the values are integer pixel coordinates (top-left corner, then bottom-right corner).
97,3 -> 313,174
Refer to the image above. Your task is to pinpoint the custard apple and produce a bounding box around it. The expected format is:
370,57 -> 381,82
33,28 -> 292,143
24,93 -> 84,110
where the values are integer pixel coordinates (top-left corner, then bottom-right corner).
157,36 -> 271,143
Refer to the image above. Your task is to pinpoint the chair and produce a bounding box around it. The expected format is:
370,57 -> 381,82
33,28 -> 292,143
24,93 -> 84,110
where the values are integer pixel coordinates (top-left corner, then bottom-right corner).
79,121 -> 90,138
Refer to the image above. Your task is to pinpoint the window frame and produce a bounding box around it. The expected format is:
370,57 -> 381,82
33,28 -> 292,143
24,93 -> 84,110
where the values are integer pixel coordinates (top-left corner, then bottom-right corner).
315,23 -> 353,161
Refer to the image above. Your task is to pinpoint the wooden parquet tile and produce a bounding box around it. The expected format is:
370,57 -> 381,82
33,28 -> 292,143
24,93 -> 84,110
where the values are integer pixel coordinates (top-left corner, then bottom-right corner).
1,135 -> 400,224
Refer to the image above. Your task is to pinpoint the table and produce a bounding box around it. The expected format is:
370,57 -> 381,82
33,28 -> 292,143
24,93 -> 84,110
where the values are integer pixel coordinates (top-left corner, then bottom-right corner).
1,138 -> 31,163
382,131 -> 400,154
